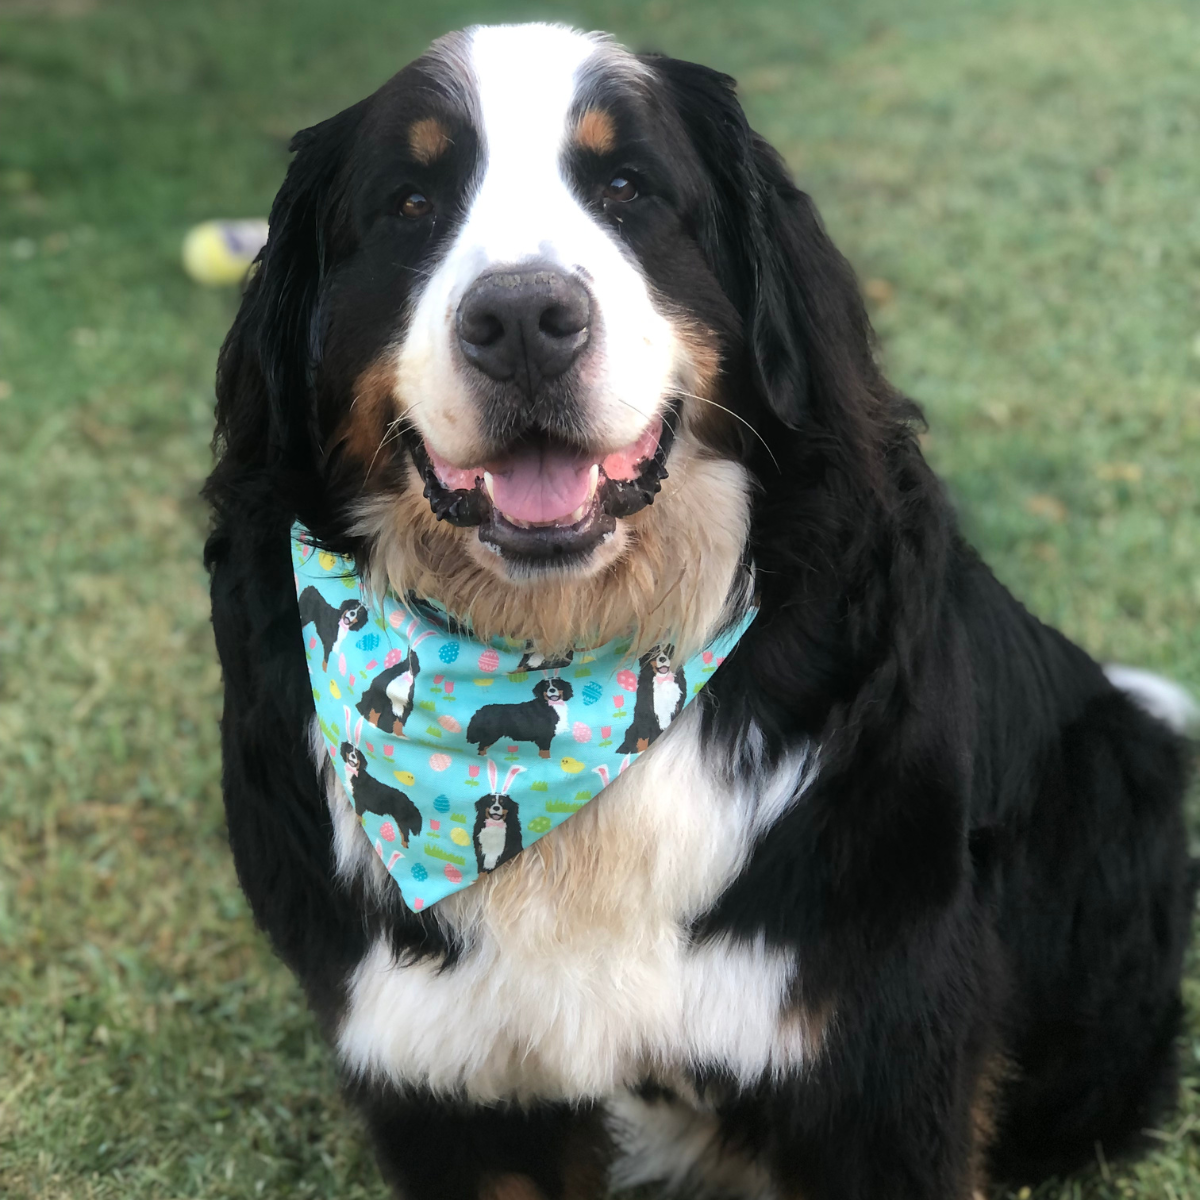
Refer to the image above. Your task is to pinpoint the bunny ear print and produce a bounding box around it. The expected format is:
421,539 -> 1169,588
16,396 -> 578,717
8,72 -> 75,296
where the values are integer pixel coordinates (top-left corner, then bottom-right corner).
344,706 -> 353,743
487,758 -> 499,794
501,765 -> 526,795
354,716 -> 364,747
593,764 -> 610,788
410,630 -> 437,650
617,754 -> 631,775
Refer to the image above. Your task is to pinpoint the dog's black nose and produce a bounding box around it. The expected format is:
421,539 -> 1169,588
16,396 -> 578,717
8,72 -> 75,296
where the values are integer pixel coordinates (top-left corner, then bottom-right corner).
456,265 -> 590,394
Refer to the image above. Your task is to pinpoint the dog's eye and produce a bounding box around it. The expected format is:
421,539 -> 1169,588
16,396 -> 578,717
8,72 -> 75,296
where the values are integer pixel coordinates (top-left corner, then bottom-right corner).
603,175 -> 638,203
399,190 -> 433,219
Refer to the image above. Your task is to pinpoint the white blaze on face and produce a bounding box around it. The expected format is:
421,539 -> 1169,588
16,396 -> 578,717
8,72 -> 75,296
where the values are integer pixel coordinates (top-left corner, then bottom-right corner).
397,24 -> 682,466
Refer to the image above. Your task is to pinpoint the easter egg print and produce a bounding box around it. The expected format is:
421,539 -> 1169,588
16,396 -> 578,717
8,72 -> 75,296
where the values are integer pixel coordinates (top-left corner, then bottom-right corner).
318,551 -> 336,571
527,815 -> 552,834
393,770 -> 416,786
433,795 -> 450,814
429,753 -> 452,772
451,827 -> 471,846
617,669 -> 638,692
383,647 -> 404,668
438,714 -> 462,733
572,722 -> 592,743
444,864 -> 463,884
329,681 -> 341,699
410,862 -> 428,882
356,632 -> 380,652
560,756 -> 585,774
477,647 -> 499,672
379,822 -> 396,842
438,641 -> 460,664
388,610 -> 404,629
581,680 -> 603,706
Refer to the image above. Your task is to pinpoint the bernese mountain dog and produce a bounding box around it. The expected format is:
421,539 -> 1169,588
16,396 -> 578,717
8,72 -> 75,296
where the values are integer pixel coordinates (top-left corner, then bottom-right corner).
466,677 -> 573,758
618,646 -> 686,753
203,23 -> 1197,1200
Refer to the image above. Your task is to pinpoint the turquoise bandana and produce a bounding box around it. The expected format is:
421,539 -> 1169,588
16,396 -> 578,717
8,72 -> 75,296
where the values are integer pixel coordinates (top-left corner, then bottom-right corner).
292,525 -> 755,911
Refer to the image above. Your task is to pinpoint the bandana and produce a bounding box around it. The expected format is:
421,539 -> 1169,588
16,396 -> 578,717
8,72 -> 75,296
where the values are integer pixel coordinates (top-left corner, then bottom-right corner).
292,525 -> 754,911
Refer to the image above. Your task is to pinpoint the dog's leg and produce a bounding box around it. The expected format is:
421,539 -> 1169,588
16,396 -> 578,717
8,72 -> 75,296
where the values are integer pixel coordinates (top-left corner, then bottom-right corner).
393,719 -> 405,736
477,744 -> 491,756
539,748 -> 550,759
355,1087 -> 612,1200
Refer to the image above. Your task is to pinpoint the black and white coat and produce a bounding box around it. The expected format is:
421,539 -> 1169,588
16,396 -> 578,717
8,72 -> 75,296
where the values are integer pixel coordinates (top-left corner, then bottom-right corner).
205,22 -> 1196,1200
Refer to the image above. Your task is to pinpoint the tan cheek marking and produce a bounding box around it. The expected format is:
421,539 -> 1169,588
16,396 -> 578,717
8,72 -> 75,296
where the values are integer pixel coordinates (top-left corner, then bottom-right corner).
409,117 -> 451,164
337,357 -> 400,476
480,1175 -> 545,1200
574,108 -> 616,155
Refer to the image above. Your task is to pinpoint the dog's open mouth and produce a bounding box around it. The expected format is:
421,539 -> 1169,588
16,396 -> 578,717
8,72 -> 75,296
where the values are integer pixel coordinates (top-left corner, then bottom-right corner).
408,415 -> 673,566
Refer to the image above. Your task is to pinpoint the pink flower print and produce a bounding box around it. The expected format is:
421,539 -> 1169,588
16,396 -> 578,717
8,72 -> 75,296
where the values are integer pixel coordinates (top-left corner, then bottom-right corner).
613,696 -> 625,709
702,651 -> 714,665
348,674 -> 356,688
366,659 -> 378,670
467,764 -> 480,779
443,680 -> 454,695
430,819 -> 441,831
507,745 -> 519,753
383,744 -> 393,757
601,726 -> 612,739
366,742 -> 374,753
413,898 -> 424,910
717,656 -> 725,666
309,637 -> 317,650
434,674 -> 444,685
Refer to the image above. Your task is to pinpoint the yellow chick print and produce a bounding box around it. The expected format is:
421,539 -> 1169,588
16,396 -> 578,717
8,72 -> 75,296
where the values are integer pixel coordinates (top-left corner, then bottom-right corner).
559,756 -> 585,774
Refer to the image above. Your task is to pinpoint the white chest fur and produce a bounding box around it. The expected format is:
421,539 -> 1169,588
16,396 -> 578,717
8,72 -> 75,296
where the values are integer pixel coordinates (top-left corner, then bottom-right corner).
652,675 -> 682,731
477,820 -> 507,870
317,711 -> 820,1103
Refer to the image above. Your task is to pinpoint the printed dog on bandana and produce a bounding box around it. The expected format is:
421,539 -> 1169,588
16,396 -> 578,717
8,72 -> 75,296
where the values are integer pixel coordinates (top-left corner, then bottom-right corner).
618,647 -> 686,753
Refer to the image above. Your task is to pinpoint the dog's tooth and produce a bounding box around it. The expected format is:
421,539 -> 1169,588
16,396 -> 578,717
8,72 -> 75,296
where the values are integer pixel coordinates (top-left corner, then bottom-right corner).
483,471 -> 495,502
567,503 -> 586,524
587,463 -> 599,499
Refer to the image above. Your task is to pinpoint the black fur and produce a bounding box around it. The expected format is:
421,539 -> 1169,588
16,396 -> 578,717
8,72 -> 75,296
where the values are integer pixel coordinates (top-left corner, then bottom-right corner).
356,651 -> 419,736
465,678 -> 573,759
617,647 -> 686,754
204,31 -> 1194,1200
298,585 -> 368,670
471,794 -> 523,874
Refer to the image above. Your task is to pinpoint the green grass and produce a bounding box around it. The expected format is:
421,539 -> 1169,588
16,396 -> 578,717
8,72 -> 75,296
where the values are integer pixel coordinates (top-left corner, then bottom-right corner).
1,0 -> 1198,1196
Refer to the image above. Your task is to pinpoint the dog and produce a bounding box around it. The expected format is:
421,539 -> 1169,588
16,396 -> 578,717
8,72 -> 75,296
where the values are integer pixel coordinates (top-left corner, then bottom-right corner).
618,646 -> 686,753
339,742 -> 422,848
472,762 -> 526,874
204,23 -> 1196,1200
514,648 -> 574,672
297,585 -> 368,670
356,655 -> 419,737
466,678 -> 572,758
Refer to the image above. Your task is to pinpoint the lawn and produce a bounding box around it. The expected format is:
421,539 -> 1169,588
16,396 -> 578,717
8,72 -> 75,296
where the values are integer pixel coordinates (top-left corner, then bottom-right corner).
1,0 -> 1197,1196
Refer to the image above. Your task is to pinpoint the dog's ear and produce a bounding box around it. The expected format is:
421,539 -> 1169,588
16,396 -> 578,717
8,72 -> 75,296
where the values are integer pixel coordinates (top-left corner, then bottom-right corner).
645,56 -> 878,431
532,679 -> 549,698
208,100 -> 369,522
557,680 -> 574,700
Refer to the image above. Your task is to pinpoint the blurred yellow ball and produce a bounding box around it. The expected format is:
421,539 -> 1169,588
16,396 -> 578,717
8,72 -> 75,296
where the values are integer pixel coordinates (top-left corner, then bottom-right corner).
181,219 -> 269,286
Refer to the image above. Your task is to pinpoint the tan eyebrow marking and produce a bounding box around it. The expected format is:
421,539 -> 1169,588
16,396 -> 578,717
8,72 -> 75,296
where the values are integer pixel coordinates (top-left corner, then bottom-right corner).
574,108 -> 616,155
409,117 -> 451,164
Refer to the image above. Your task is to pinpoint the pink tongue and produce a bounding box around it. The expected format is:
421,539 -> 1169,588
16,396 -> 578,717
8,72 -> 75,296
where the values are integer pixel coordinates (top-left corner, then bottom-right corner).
486,445 -> 593,524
